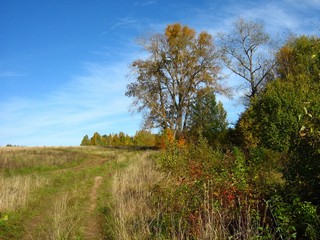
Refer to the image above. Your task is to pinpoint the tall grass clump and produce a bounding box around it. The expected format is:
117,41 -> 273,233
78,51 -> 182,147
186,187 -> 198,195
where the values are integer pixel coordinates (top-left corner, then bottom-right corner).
38,192 -> 81,240
109,152 -> 166,239
0,175 -> 48,212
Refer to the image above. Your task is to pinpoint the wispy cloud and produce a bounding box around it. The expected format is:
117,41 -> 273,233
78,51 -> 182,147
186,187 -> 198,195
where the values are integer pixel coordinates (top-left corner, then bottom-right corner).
1,0 -> 317,146
284,0 -> 320,10
185,0 -> 319,123
190,0 -> 318,37
0,60 -> 141,146
228,3 -> 301,34
110,17 -> 138,30
0,71 -> 26,78
134,0 -> 157,7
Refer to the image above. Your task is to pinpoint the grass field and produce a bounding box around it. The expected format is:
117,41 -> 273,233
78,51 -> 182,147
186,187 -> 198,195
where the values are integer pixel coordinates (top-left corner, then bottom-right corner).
1,145 -> 286,240
0,146 -> 158,240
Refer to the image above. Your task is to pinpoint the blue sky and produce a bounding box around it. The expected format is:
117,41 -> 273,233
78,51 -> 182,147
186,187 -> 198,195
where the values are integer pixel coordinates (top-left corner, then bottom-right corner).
1,0 -> 319,146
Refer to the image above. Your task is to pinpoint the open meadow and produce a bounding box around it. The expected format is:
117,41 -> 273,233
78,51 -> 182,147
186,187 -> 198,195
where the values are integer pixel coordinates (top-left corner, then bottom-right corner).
0,146 -> 161,240
1,142 -> 319,239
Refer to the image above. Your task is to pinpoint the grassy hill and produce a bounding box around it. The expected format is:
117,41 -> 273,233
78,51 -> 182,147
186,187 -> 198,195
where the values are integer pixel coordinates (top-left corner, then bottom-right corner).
0,147 -> 160,239
1,145 -> 319,239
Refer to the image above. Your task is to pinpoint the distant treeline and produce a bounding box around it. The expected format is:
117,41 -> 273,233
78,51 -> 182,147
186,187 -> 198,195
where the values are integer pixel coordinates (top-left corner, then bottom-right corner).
80,130 -> 157,147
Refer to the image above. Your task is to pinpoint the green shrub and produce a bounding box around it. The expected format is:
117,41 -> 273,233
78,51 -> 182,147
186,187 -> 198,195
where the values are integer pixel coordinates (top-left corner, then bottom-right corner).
285,107 -> 320,205
269,195 -> 320,239
153,136 -> 277,239
247,147 -> 285,197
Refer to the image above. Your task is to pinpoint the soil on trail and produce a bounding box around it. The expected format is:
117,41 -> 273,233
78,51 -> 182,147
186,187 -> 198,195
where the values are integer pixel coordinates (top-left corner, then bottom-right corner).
84,176 -> 105,239
90,176 -> 103,211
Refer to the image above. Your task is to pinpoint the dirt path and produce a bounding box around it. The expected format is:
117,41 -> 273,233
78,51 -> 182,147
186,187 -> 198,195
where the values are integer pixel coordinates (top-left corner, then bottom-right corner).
90,176 -> 103,211
84,176 -> 105,239
21,155 -> 109,240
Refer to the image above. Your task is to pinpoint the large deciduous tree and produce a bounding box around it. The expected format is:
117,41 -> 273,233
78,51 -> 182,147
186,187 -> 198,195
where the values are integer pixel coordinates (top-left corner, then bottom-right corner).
218,17 -> 276,101
126,23 -> 226,137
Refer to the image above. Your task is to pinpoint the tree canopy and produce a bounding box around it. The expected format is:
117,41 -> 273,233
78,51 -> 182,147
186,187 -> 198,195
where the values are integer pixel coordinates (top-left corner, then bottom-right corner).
126,23 -> 227,137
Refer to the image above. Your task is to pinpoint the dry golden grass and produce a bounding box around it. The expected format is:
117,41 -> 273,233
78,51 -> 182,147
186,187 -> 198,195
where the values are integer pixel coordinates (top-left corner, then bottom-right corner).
0,147 -> 140,239
0,175 -> 48,212
110,152 -> 165,240
0,147 -> 84,213
0,147 -> 85,169
0,147 -> 277,239
38,192 -> 81,240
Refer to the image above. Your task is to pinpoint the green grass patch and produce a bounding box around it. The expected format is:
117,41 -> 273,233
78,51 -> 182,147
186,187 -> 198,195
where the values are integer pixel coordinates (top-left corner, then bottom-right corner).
0,147 -> 135,239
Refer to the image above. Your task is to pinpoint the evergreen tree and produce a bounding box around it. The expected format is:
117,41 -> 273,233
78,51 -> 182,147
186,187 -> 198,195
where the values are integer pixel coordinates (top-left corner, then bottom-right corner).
188,92 -> 228,146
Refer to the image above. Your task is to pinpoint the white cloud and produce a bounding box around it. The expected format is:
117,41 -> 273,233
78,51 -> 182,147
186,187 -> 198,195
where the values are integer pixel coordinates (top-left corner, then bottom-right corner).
284,0 -> 320,9
0,60 -> 141,146
185,0 -> 319,126
110,18 -> 139,30
192,0 -> 318,37
2,0 -> 317,146
0,71 -> 26,78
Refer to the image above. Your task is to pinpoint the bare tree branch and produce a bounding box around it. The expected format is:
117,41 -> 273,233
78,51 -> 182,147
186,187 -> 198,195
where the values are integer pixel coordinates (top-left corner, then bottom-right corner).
218,17 -> 276,102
